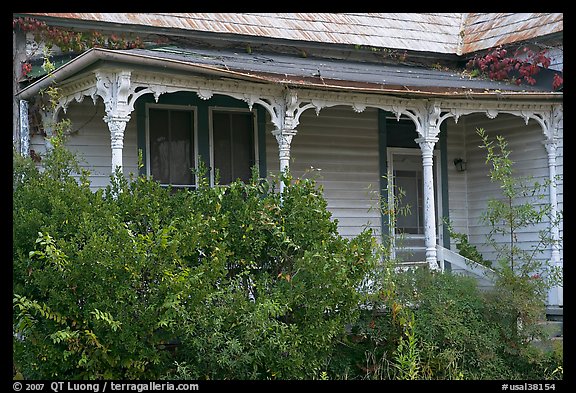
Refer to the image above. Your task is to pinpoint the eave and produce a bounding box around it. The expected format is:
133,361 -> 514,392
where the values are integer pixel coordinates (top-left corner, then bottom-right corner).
16,47 -> 563,103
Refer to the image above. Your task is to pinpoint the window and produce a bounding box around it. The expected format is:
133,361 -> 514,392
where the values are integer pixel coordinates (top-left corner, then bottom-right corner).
394,168 -> 424,234
211,109 -> 256,185
145,104 -> 258,189
147,105 -> 196,188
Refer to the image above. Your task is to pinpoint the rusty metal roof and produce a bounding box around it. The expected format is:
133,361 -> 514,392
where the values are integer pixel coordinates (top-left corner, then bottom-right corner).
20,12 -> 560,55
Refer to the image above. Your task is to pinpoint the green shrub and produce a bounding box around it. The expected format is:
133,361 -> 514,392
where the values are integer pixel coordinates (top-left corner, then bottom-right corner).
13,127 -> 562,380
13,138 -> 379,379
328,267 -> 562,380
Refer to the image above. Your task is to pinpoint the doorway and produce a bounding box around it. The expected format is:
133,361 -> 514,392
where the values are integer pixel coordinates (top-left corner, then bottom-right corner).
387,148 -> 442,262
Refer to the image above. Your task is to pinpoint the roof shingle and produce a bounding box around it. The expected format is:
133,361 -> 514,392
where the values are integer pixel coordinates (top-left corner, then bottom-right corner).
22,12 -> 560,55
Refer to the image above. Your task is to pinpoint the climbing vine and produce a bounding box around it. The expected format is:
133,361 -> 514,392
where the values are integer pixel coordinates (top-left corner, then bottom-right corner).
13,16 -> 146,78
465,45 -> 563,91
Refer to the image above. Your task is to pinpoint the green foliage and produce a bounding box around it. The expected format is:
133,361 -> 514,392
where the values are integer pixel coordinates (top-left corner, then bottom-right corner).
392,310 -> 421,380
13,139 -> 379,379
324,128 -> 564,380
329,267 -> 562,380
12,112 -> 561,380
477,128 -> 561,286
475,128 -> 562,358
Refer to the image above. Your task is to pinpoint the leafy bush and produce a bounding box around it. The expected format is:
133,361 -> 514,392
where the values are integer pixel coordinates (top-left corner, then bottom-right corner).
476,127 -> 561,290
329,267 -> 562,380
13,127 -> 561,381
13,137 -> 379,379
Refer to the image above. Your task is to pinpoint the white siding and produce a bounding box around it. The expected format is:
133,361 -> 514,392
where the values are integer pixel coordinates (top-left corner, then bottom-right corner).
59,100 -> 139,190
29,134 -> 48,160
548,45 -> 563,72
445,117 -> 469,251
266,106 -> 381,240
556,116 -> 563,259
448,113 -> 557,268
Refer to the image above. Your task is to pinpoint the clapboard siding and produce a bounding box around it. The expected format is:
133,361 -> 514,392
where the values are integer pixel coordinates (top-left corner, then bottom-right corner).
462,113 -> 553,265
29,134 -> 48,158
548,45 -> 563,72
61,100 -> 139,190
556,121 -> 563,257
266,106 -> 381,239
445,117 -> 469,248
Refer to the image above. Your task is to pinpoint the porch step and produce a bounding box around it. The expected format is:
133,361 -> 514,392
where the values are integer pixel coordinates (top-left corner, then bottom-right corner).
546,306 -> 563,321
532,319 -> 563,353
396,261 -> 429,266
394,261 -> 429,272
540,320 -> 563,338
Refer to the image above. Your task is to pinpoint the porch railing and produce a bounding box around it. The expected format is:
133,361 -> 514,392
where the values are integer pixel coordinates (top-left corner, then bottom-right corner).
436,244 -> 497,290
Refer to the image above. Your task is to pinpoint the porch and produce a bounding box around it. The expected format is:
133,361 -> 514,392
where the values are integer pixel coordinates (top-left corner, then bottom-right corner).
17,47 -> 563,307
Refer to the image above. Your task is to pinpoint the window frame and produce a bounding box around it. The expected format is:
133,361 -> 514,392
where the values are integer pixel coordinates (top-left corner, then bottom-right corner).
208,106 -> 259,187
145,102 -> 199,189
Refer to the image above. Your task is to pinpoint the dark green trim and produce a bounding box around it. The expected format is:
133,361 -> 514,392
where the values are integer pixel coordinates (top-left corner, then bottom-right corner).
256,104 -> 267,178
134,91 -> 261,181
386,119 -> 419,148
27,53 -> 78,79
135,99 -> 148,177
378,109 -> 389,239
439,121 -> 451,249
196,104 -> 210,173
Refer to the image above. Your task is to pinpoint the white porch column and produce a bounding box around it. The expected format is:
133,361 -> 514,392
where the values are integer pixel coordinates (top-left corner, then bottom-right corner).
544,137 -> 563,307
18,100 -> 29,156
415,136 -> 440,270
95,70 -> 133,174
269,90 -> 315,194
104,115 -> 130,172
531,104 -> 563,307
271,127 -> 297,193
39,108 -> 58,153
543,139 -> 561,265
398,101 -> 446,272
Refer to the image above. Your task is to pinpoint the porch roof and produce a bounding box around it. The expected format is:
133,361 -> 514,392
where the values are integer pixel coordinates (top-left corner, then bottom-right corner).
17,46 -> 563,102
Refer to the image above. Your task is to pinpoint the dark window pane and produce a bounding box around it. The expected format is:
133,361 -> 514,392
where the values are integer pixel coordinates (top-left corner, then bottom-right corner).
213,111 -> 254,184
169,110 -> 194,185
213,113 -> 232,184
231,113 -> 254,183
149,108 -> 195,186
149,108 -> 170,184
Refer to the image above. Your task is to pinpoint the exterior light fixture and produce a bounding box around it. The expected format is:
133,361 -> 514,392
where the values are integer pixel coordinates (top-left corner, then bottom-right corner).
453,158 -> 467,172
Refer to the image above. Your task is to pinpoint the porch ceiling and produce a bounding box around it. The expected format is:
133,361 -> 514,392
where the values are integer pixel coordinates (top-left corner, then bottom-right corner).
17,46 -> 562,102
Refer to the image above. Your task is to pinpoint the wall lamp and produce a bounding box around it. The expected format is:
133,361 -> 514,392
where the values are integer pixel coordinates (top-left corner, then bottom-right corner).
453,158 -> 467,172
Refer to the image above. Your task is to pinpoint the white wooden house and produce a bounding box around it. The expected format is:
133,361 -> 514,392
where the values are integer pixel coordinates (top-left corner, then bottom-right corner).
12,13 -> 563,311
